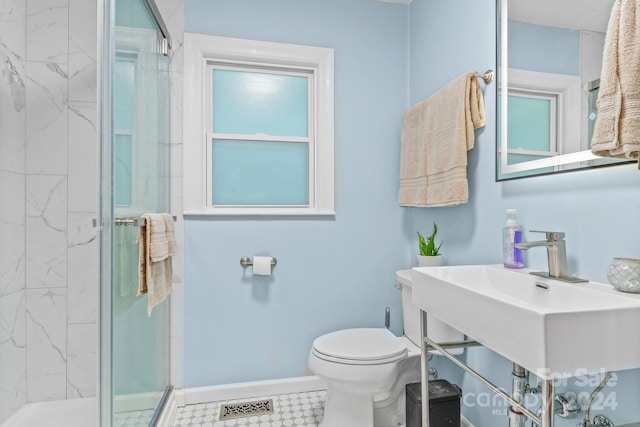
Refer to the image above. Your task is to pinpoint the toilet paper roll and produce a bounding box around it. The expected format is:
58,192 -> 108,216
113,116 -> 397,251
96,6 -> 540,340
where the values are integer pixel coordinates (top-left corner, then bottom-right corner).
252,256 -> 272,276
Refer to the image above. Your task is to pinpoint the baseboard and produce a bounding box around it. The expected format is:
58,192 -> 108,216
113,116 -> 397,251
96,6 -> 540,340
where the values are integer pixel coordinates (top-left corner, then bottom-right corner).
178,375 -> 328,406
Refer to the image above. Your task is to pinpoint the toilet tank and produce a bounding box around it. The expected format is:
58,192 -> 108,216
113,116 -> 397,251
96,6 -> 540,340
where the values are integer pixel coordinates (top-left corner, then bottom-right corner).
396,269 -> 464,353
396,269 -> 422,347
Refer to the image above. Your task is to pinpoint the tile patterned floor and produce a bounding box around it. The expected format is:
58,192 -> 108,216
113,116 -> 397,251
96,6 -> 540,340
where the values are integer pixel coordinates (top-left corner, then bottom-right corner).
171,390 -> 327,427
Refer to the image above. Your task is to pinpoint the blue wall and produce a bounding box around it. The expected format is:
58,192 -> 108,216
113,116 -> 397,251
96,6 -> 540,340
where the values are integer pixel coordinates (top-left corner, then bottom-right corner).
410,0 -> 640,426
183,0 -> 410,386
509,20 -> 580,75
183,0 -> 640,425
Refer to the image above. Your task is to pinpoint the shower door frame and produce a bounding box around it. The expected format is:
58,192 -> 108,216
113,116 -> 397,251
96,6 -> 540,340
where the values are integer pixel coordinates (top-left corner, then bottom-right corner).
98,0 -> 173,425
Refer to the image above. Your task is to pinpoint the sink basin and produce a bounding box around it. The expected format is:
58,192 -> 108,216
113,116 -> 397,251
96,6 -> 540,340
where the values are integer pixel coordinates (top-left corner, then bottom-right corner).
412,265 -> 640,379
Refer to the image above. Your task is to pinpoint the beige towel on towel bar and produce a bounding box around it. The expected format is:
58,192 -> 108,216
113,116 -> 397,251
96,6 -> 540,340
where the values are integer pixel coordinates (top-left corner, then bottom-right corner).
137,213 -> 175,316
591,0 -> 640,160
399,72 -> 486,207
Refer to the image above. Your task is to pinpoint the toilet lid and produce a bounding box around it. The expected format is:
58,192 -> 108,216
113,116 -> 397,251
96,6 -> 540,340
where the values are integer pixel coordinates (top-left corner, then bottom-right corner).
312,328 -> 407,364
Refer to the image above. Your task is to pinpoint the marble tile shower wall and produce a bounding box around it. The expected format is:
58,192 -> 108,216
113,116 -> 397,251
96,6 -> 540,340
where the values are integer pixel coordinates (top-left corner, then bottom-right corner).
0,0 -> 28,423
0,0 -> 184,422
0,0 -> 98,423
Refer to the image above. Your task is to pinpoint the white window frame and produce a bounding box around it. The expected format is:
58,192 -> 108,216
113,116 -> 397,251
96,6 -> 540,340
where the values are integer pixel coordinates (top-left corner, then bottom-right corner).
183,33 -> 335,216
501,68 -> 581,174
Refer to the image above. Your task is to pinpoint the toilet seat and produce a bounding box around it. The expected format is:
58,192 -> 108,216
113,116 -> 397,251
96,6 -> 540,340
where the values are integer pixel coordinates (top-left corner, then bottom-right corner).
312,328 -> 407,365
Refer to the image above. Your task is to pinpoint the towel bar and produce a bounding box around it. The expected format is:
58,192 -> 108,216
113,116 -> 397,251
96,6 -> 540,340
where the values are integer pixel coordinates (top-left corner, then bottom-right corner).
240,256 -> 277,267
475,69 -> 494,83
115,215 -> 177,227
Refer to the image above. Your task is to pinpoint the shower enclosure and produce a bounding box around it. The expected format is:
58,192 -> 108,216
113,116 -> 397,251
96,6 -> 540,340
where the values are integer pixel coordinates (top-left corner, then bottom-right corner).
100,0 -> 173,426
0,0 -> 173,425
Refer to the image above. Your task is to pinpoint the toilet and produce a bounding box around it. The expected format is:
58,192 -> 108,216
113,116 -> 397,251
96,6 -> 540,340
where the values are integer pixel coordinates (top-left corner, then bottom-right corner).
308,269 -> 463,427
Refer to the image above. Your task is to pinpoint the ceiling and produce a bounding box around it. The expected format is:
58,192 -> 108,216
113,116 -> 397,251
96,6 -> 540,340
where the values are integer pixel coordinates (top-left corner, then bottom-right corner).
509,0 -> 615,33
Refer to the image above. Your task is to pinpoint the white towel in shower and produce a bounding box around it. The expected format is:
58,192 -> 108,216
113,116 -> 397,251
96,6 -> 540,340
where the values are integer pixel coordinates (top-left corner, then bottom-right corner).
137,213 -> 175,316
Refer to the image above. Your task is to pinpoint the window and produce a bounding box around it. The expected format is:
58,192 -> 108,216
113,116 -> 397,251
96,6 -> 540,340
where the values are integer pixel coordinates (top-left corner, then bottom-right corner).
208,66 -> 311,206
498,68 -> 581,177
114,54 -> 136,207
507,90 -> 558,161
184,34 -> 335,215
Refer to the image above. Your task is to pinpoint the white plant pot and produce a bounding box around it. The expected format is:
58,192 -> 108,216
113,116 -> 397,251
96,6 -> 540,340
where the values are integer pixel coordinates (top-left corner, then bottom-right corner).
417,255 -> 443,267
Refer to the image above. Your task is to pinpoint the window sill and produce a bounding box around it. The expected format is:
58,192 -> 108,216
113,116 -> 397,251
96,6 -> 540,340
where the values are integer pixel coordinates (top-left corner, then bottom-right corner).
183,209 -> 336,218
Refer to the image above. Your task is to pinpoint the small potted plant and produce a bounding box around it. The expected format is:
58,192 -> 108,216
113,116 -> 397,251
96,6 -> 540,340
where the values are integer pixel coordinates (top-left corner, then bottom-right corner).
417,223 -> 443,267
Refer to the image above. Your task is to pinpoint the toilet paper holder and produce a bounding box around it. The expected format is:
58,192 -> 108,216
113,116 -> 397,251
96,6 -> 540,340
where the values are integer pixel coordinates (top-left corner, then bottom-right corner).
240,256 -> 278,267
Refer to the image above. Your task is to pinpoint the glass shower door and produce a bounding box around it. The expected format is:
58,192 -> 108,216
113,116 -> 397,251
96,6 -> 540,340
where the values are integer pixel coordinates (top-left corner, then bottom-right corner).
112,0 -> 170,423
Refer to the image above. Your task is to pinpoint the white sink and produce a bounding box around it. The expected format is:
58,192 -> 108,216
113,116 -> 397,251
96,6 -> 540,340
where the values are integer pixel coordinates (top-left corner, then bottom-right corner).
412,265 -> 640,379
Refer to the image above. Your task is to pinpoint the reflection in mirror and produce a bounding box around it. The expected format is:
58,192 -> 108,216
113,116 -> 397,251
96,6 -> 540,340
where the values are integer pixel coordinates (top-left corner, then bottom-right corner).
497,0 -> 630,180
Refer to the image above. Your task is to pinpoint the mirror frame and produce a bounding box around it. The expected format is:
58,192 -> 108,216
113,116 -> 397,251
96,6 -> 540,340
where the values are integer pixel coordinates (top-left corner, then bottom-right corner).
495,0 -> 633,181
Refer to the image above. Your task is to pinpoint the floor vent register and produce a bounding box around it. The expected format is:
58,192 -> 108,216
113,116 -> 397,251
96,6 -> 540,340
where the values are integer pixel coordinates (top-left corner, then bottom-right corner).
218,399 -> 275,420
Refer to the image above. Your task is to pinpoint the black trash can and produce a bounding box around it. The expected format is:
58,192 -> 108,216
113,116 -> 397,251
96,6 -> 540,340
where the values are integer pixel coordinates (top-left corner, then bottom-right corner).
406,379 -> 461,427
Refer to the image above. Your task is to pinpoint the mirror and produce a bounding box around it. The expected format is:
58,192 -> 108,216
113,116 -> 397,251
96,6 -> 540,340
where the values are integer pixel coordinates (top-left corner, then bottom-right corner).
496,0 -> 631,180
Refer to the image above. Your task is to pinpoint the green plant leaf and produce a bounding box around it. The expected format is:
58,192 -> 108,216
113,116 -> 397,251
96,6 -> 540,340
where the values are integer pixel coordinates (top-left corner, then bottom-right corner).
435,241 -> 443,256
417,232 -> 428,256
418,223 -> 443,256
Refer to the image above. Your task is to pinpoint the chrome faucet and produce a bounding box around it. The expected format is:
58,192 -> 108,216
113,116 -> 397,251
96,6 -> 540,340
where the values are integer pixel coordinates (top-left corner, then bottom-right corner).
515,230 -> 587,283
